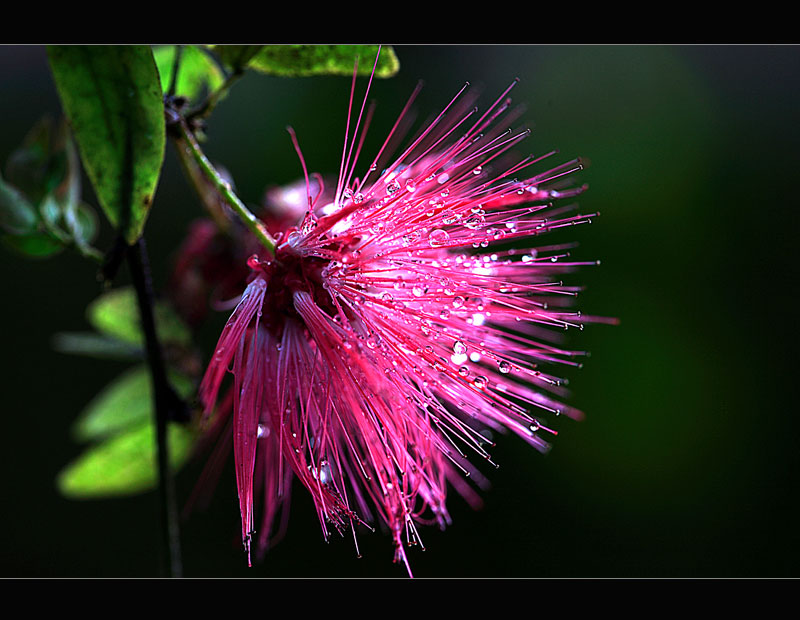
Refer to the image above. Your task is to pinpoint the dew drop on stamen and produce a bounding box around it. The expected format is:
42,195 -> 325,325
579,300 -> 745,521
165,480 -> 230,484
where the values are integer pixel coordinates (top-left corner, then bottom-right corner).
428,229 -> 450,247
465,214 -> 484,229
453,340 -> 467,355
498,360 -> 512,374
458,366 -> 470,377
452,296 -> 465,309
473,375 -> 488,389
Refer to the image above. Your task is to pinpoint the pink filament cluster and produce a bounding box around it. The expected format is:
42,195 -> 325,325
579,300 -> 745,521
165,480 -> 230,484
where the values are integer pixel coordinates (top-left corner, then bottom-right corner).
198,64 -> 612,575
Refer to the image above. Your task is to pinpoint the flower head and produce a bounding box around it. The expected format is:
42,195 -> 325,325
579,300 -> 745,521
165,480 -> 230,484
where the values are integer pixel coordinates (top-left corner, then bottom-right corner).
197,64 -> 612,575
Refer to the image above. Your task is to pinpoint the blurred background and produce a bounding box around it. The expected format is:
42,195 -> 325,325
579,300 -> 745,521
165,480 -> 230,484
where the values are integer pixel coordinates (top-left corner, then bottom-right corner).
0,44 -> 797,578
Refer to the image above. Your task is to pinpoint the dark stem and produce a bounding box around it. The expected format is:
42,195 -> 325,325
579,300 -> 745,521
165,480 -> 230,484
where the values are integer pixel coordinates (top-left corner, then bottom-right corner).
127,237 -> 184,578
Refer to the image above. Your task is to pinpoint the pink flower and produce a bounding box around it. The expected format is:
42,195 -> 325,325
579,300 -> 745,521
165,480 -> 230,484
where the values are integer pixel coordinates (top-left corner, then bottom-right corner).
198,68 -> 612,576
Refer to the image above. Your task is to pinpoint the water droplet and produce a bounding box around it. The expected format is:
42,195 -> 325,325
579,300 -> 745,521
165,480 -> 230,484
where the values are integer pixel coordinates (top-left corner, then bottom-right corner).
498,360 -> 512,374
381,292 -> 393,303
427,196 -> 444,210
465,214 -> 485,229
353,192 -> 364,204
473,375 -> 488,389
428,229 -> 450,247
405,179 -> 417,192
387,180 -> 401,195
439,308 -> 451,319
412,284 -> 425,297
257,424 -> 269,439
453,340 -> 467,355
402,230 -> 421,247
458,366 -> 469,377
452,296 -> 465,309
472,166 -> 482,175
442,211 -> 458,225
287,231 -> 302,247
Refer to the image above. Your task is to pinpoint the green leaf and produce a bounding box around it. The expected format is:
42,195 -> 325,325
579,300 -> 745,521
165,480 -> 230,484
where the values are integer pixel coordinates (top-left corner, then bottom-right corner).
247,45 -> 400,78
57,421 -> 195,498
47,45 -> 166,245
153,45 -> 224,101
86,286 -> 191,346
1,230 -> 63,257
71,365 -> 193,441
0,174 -> 38,235
52,331 -> 143,360
213,45 -> 264,72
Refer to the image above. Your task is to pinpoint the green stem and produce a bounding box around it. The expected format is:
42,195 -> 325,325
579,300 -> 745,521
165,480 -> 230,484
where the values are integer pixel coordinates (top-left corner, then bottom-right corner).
175,119 -> 277,255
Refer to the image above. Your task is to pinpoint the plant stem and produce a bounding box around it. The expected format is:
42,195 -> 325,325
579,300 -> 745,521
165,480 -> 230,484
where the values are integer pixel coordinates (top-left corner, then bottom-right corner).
127,237 -> 184,578
174,119 -> 277,255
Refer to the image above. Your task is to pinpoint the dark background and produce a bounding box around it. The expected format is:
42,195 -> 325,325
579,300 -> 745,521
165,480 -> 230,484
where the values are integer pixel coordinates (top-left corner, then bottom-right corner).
0,45 -> 797,578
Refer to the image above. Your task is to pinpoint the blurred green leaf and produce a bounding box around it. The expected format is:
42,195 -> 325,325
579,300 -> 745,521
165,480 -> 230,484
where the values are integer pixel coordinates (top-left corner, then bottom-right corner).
57,421 -> 195,498
87,287 -> 141,343
1,230 -> 63,257
247,45 -> 399,78
47,45 -> 166,245
86,286 -> 191,346
52,331 -> 143,360
72,365 -> 193,441
1,116 -> 97,260
153,45 -> 224,101
0,174 -> 38,235
213,45 -> 264,72
5,118 -> 83,211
